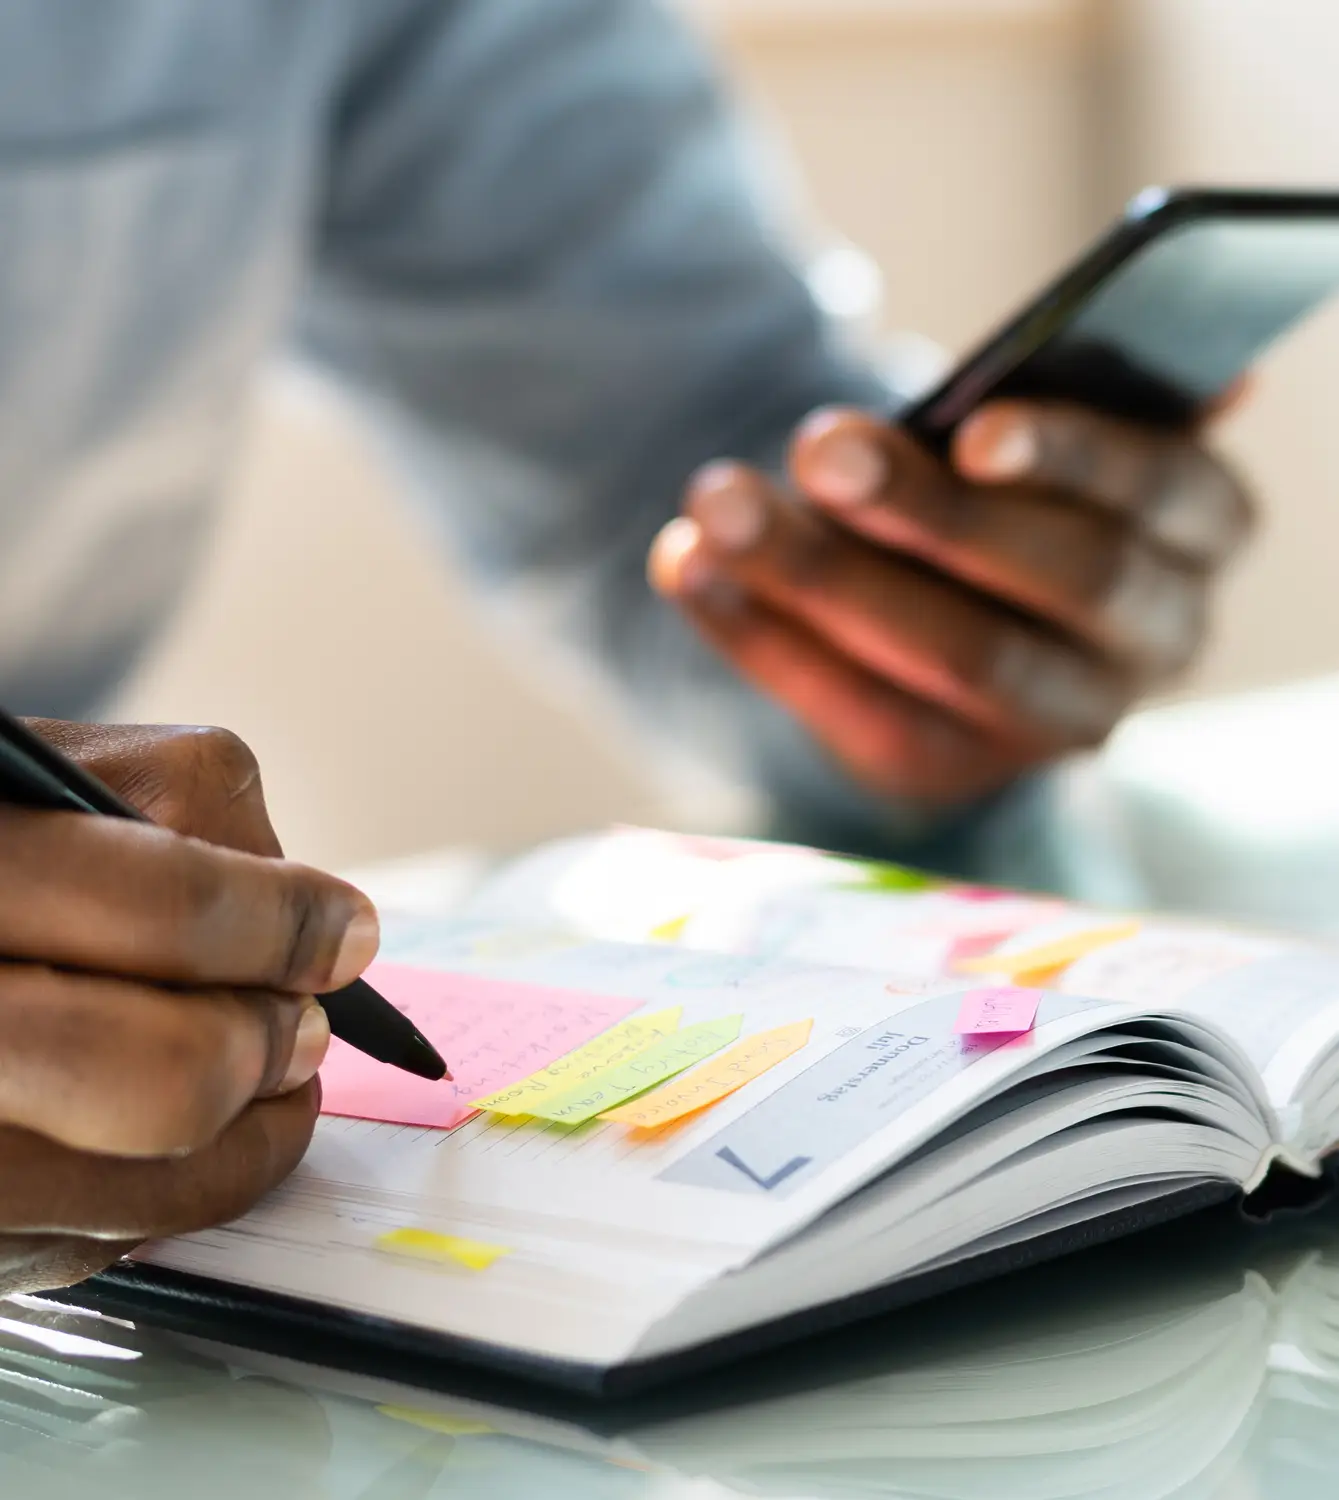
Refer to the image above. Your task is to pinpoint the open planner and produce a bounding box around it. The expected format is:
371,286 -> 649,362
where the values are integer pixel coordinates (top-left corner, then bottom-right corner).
85,828 -> 1339,1393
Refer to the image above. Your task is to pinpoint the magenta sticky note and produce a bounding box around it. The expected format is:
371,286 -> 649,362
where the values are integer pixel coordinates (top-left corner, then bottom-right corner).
954,986 -> 1041,1037
319,963 -> 641,1130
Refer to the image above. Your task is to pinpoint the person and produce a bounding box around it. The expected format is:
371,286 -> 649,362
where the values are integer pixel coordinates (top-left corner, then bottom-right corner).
0,0 -> 1252,1292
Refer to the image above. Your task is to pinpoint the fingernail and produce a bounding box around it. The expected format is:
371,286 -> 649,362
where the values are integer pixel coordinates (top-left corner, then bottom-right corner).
808,433 -> 886,505
649,516 -> 715,596
691,470 -> 767,551
964,414 -> 1037,480
279,1000 -> 331,1094
331,903 -> 381,989
1147,464 -> 1245,562
993,637 -> 1121,737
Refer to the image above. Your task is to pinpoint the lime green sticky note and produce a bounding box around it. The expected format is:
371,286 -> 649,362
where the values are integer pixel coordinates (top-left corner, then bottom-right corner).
471,1007 -> 683,1115
526,1016 -> 744,1125
840,860 -> 938,893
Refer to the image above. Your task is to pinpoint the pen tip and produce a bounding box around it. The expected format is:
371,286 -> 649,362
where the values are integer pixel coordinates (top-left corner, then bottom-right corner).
403,1027 -> 450,1083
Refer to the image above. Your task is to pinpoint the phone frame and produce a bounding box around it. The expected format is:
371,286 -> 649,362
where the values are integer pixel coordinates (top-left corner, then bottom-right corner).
900,186 -> 1339,446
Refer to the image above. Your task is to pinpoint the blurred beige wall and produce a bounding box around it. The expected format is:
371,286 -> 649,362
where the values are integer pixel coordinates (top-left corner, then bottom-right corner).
1099,0 -> 1339,693
114,0 -> 1339,869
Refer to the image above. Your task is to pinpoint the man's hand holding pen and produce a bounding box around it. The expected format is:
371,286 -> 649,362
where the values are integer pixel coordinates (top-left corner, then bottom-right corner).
0,722 -> 381,1296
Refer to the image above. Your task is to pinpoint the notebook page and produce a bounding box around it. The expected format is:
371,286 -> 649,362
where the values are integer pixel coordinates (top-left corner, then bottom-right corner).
463,830 -> 1339,1116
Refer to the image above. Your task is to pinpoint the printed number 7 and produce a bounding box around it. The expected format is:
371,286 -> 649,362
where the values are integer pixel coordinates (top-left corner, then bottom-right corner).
716,1146 -> 812,1192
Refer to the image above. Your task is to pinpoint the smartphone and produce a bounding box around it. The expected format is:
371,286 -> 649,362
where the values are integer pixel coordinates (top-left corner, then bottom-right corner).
901,187 -> 1339,454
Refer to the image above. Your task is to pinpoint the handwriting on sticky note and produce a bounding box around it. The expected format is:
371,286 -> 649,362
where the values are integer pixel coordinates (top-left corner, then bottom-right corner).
953,923 -> 1140,980
471,1007 -> 683,1115
376,1229 -> 512,1271
602,1020 -> 814,1130
526,1016 -> 744,1125
319,964 -> 640,1129
955,987 -> 1040,1037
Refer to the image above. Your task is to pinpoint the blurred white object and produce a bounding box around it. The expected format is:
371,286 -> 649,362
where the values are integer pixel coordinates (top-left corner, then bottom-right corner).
339,847 -> 488,919
806,238 -> 885,327
1094,677 -> 1339,937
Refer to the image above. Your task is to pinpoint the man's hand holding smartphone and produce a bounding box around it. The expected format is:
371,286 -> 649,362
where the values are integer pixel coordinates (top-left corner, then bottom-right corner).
651,398 -> 1251,807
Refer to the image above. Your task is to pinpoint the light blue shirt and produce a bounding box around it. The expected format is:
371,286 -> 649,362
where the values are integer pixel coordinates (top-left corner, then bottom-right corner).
0,0 -> 1072,884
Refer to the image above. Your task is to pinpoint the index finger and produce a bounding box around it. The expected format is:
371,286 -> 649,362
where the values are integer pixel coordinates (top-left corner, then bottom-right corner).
0,808 -> 379,994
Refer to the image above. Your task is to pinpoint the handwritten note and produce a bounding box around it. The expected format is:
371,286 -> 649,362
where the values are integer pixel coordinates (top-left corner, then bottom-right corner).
954,923 -> 1141,980
526,1016 -> 744,1125
375,1229 -> 511,1271
471,1007 -> 683,1115
602,1020 -> 814,1129
954,987 -> 1040,1037
319,964 -> 640,1129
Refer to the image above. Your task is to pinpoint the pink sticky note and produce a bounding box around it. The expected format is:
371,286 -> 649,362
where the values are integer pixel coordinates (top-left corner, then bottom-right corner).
319,963 -> 641,1129
952,886 -> 1019,904
946,930 -> 1022,968
954,986 -> 1041,1038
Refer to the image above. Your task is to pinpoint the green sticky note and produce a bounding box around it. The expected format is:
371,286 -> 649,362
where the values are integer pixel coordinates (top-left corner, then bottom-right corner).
470,1008 -> 683,1116
840,860 -> 938,894
527,1016 -> 744,1125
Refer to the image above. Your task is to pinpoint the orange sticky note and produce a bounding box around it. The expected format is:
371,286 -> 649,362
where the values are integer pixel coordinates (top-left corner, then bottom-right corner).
953,923 -> 1140,980
601,1020 -> 814,1130
955,987 -> 1040,1037
1010,963 -> 1070,989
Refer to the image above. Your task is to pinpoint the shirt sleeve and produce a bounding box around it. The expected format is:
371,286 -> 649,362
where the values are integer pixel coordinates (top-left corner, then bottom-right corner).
298,0 -> 1076,885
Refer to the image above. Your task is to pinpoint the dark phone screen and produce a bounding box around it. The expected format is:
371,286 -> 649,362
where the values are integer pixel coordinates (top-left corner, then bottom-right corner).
911,216 -> 1339,440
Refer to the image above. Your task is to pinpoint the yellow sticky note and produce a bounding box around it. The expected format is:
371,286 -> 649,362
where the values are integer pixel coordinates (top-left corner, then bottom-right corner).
602,1020 -> 814,1129
376,1406 -> 495,1437
954,923 -> 1140,980
471,1007 -> 683,1114
527,1016 -> 744,1125
375,1230 -> 511,1271
649,914 -> 690,943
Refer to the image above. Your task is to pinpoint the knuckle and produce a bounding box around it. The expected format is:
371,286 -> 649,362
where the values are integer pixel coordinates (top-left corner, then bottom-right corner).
899,471 -> 980,540
1145,446 -> 1254,562
142,1002 -> 255,1153
271,874 -> 329,991
1102,545 -> 1206,674
187,727 -> 262,800
990,632 -> 1125,742
773,508 -> 842,589
1032,407 -> 1103,495
1057,517 -> 1127,609
173,840 -> 329,993
170,845 -> 236,979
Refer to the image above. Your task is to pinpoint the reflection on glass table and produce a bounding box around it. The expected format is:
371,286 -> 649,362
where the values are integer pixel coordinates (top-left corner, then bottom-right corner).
5,1198 -> 1339,1499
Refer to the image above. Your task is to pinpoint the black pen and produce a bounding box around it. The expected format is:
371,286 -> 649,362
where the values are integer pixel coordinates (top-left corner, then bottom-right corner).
0,707 -> 448,1083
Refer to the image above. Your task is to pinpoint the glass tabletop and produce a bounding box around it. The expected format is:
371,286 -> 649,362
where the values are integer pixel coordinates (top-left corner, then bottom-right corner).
4,1196 -> 1338,1499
